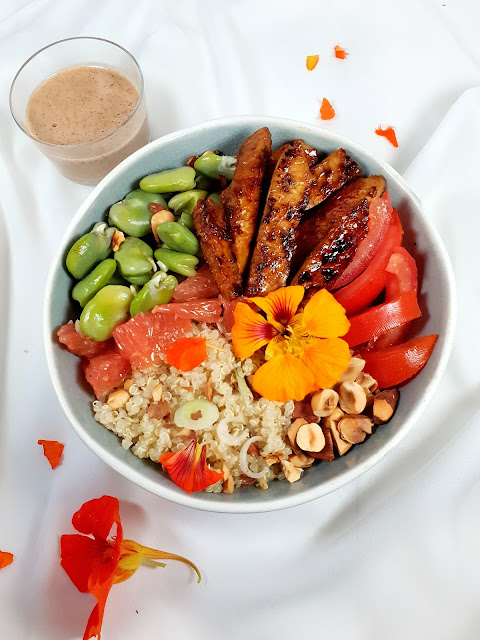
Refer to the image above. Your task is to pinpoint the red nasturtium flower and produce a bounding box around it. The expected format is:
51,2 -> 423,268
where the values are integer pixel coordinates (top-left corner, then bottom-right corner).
38,439 -> 64,469
61,496 -> 200,640
159,439 -> 224,493
320,98 -> 336,120
0,550 -> 14,570
375,126 -> 399,148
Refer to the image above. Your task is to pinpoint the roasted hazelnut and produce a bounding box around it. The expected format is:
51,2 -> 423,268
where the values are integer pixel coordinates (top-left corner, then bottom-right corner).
311,389 -> 339,417
339,381 -> 367,414
296,422 -> 326,452
340,357 -> 365,383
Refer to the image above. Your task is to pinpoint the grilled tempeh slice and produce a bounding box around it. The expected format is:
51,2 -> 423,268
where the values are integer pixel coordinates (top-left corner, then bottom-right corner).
291,202 -> 369,290
291,176 -> 386,274
220,127 -> 272,276
307,148 -> 362,210
192,198 -> 243,300
245,140 -> 314,296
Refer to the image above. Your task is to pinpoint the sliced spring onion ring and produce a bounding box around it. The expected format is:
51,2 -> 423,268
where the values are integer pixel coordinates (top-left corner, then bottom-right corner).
174,399 -> 219,431
216,419 -> 249,446
239,436 -> 266,479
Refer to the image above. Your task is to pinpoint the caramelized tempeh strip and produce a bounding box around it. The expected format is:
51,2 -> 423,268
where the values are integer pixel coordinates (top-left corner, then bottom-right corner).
220,127 -> 272,276
291,176 -> 386,274
192,198 -> 243,300
291,202 -> 369,290
245,141 -> 314,296
307,148 -> 362,210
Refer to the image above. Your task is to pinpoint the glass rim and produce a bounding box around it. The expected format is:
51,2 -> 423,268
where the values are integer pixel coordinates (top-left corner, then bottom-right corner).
9,36 -> 145,150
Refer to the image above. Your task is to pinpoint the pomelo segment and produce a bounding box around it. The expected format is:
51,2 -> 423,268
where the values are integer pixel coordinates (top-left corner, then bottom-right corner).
83,351 -> 132,399
153,298 -> 222,323
113,312 -> 191,370
57,321 -> 113,359
171,265 -> 218,302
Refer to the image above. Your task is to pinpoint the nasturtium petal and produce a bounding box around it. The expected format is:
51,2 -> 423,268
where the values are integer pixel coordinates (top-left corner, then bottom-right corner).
72,495 -> 122,541
231,302 -> 278,358
0,551 -> 13,570
252,353 -> 316,402
300,337 -> 351,389
303,289 -> 350,337
250,286 -> 304,327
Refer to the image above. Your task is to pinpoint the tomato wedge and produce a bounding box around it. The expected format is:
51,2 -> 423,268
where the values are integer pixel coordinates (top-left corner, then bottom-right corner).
334,210 -> 403,316
345,289 -> 421,347
369,247 -> 418,349
328,191 -> 393,290
360,334 -> 438,388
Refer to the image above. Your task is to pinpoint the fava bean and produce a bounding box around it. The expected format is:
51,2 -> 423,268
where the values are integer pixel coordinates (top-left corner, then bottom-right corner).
194,152 -> 236,180
195,173 -> 217,192
79,285 -> 133,341
66,223 -> 115,280
108,190 -> 167,237
114,237 -> 155,285
108,270 -> 129,286
207,193 -> 222,207
168,190 -> 207,215
154,247 -> 199,276
139,167 -> 196,193
157,221 -> 199,255
130,272 -> 178,316
178,212 -> 194,230
72,259 -> 117,307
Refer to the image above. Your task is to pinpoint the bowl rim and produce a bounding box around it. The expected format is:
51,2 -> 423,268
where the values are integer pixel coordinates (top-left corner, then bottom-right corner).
44,114 -> 456,513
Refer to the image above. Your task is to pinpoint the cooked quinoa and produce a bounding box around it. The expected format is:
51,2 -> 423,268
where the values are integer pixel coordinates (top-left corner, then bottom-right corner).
93,323 -> 295,491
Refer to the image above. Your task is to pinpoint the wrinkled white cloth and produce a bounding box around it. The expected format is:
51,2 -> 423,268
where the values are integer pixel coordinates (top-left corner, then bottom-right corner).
1,1 -> 480,639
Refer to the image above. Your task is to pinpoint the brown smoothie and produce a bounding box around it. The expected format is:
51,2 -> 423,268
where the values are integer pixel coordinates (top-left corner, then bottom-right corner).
25,65 -> 149,184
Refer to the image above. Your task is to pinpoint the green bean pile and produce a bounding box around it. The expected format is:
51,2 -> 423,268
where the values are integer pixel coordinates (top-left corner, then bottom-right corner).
65,151 -> 237,342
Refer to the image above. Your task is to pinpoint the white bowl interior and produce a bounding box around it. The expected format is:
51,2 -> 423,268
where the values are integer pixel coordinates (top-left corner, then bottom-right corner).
45,116 -> 455,513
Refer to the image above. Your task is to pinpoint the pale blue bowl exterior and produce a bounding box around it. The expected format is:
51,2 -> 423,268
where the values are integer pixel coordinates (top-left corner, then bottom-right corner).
44,116 -> 455,513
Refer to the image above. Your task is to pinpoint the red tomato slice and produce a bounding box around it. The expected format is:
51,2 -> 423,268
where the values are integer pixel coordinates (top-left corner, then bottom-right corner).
360,334 -> 438,388
345,289 -> 421,347
328,191 -> 393,290
334,210 -> 403,316
369,247 -> 418,349
385,246 -> 418,298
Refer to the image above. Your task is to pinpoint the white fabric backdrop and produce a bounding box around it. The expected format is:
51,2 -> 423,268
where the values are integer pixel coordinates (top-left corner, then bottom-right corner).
1,1 -> 480,638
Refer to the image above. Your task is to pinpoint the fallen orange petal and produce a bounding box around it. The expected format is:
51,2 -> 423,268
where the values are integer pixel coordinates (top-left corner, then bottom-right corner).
231,301 -> 278,358
302,289 -> 350,338
38,440 -> 64,469
300,337 -> 351,389
375,126 -> 399,148
250,285 -> 304,327
320,98 -> 335,120
166,337 -> 207,371
252,353 -> 316,402
306,54 -> 319,71
160,440 -> 223,493
334,45 -> 348,59
0,550 -> 14,570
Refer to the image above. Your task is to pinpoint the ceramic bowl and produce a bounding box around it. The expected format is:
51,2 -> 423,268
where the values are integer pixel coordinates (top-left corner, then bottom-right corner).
44,116 -> 456,513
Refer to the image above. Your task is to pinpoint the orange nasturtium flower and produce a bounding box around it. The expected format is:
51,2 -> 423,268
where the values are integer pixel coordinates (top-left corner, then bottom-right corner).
306,54 -> 319,70
375,126 -> 399,148
61,496 -> 200,640
334,45 -> 349,59
38,439 -> 64,469
231,286 -> 350,402
0,550 -> 14,570
320,98 -> 336,120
